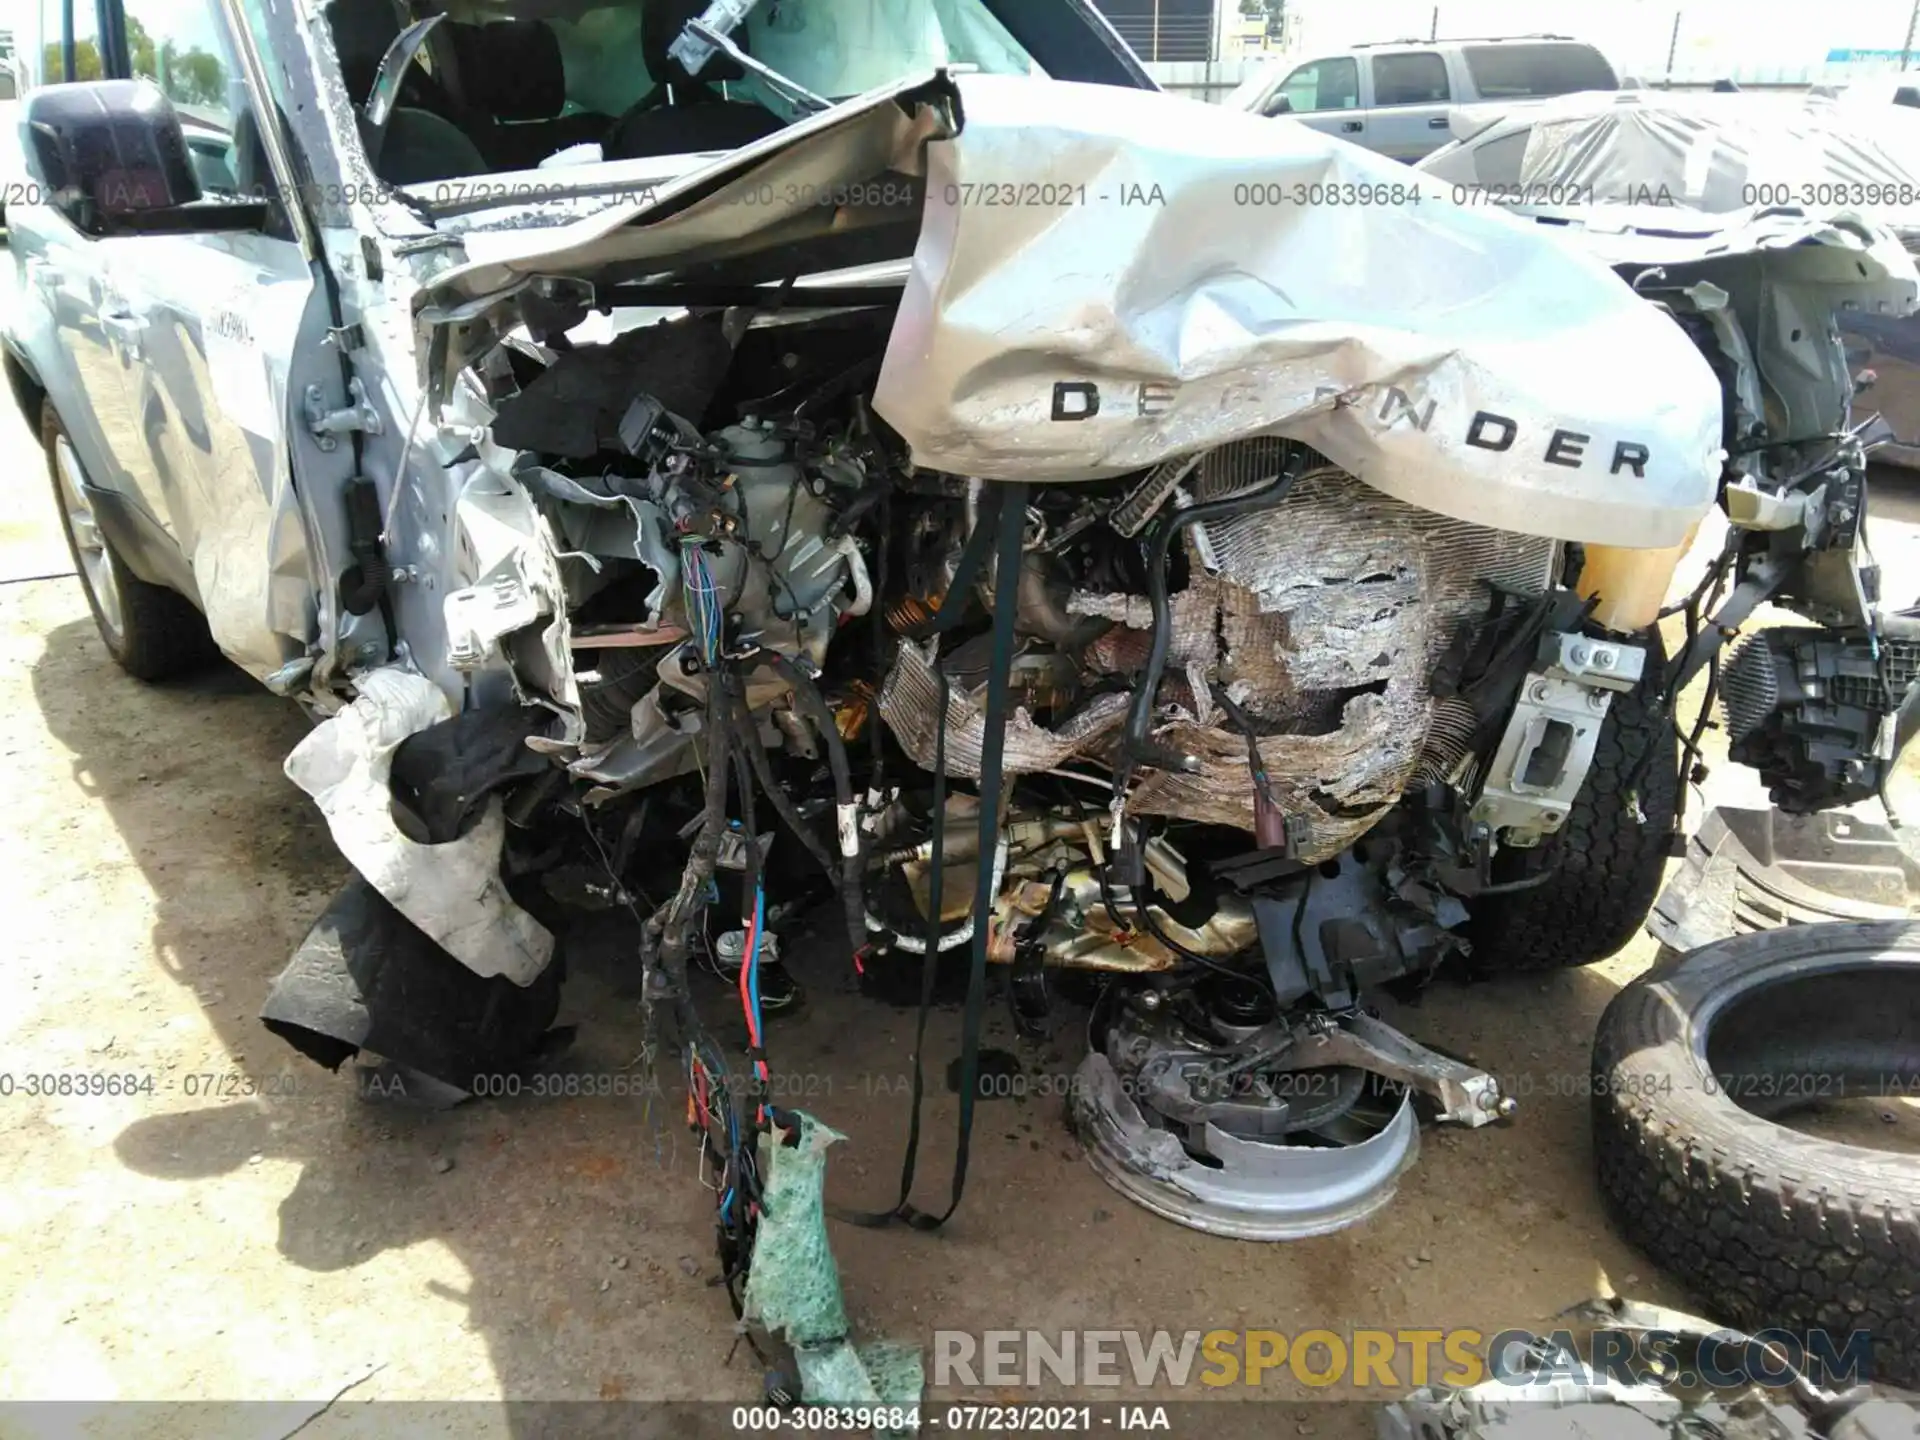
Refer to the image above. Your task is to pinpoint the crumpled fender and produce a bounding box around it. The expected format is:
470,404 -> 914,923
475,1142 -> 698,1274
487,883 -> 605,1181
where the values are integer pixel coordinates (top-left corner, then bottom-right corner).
284,666 -> 555,984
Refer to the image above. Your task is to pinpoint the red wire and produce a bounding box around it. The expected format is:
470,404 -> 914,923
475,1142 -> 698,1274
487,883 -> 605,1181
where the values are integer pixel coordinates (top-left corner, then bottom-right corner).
738,911 -> 770,1126
738,914 -> 761,1053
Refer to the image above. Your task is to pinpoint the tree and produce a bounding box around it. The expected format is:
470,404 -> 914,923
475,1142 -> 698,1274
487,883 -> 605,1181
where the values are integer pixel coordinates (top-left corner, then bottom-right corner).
44,38 -> 103,82
127,13 -> 154,77
43,13 -> 147,84
160,43 -> 226,108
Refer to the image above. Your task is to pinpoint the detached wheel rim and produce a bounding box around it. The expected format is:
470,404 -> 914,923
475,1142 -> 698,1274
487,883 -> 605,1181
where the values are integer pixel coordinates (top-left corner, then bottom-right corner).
53,436 -> 124,644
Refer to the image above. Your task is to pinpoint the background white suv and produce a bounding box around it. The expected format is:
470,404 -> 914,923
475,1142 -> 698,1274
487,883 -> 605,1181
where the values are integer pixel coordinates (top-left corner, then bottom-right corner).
1226,34 -> 1619,162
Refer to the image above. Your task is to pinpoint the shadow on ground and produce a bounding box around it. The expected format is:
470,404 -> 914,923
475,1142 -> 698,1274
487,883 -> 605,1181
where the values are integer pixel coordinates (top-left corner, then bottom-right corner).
23,605 -> 1676,1430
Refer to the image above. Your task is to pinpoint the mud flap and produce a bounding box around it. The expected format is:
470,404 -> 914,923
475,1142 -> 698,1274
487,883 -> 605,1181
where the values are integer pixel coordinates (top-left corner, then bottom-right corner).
261,873 -> 564,1091
1648,805 -> 1919,952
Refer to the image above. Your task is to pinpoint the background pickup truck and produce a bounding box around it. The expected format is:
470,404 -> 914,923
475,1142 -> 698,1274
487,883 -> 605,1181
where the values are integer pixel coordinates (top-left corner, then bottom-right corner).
1225,34 -> 1619,163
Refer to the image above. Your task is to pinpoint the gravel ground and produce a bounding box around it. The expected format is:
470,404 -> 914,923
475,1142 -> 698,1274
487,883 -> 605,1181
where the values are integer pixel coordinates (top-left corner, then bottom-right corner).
2,263 -> 1917,1439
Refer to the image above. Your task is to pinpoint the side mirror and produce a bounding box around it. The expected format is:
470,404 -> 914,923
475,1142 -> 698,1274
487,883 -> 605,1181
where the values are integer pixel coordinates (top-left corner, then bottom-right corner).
1266,94 -> 1294,115
23,80 -> 267,237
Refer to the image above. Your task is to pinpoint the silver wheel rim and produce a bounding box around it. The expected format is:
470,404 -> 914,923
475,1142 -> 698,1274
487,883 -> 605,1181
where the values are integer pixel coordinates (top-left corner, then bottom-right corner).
53,436 -> 124,644
1072,1052 -> 1419,1240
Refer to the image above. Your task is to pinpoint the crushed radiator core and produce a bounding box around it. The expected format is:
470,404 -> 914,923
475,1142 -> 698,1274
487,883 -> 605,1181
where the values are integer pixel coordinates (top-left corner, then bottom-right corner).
877,466 -> 1557,862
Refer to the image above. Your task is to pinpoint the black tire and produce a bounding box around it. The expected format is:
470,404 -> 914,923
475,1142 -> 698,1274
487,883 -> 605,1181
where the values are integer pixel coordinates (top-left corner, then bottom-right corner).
1593,921 -> 1920,1387
1468,628 -> 1679,971
42,404 -> 216,681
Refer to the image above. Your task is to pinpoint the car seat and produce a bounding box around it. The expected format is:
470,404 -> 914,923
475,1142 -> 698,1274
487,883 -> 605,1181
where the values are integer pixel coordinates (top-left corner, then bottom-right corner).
601,0 -> 786,160
442,19 -> 611,171
322,0 -> 486,183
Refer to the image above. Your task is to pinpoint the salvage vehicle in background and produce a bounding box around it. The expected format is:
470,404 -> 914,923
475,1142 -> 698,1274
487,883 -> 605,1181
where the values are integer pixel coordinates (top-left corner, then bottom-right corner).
1225,34 -> 1618,162
1419,89 -> 1920,468
4,0 -> 1918,1392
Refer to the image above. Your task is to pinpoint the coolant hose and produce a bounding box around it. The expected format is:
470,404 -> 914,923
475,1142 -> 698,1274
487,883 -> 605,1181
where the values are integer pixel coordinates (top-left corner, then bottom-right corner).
731,691 -> 839,882
1115,471 -> 1299,795
763,651 -> 868,960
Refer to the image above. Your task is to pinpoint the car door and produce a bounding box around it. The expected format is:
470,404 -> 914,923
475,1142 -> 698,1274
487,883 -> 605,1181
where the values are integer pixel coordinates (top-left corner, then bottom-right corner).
1363,50 -> 1455,162
1262,55 -> 1366,146
101,0 -> 322,672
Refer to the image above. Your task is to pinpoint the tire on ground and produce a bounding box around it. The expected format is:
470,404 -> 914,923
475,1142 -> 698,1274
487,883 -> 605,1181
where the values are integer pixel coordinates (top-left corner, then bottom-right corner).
42,403 -> 217,681
1592,920 -> 1920,1387
1468,627 -> 1678,971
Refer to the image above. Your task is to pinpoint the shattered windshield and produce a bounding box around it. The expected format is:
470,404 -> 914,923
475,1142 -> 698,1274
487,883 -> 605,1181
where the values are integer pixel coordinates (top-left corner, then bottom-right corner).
326,0 -> 1040,186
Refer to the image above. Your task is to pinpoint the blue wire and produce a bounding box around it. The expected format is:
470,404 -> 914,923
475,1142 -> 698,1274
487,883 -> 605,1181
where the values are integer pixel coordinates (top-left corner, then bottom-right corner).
747,880 -> 765,1037
680,542 -> 722,665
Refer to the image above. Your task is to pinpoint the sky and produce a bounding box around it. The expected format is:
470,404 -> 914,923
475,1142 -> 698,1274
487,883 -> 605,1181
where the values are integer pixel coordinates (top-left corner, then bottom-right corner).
1280,0 -> 1920,81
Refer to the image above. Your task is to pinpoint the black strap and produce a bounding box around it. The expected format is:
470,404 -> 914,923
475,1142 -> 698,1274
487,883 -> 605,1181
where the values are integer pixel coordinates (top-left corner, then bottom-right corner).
1666,558 -> 1786,695
834,481 -> 1027,1231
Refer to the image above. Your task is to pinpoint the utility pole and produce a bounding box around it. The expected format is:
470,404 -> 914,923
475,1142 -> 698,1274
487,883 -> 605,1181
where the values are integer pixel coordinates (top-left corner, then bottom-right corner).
1902,0 -> 1920,70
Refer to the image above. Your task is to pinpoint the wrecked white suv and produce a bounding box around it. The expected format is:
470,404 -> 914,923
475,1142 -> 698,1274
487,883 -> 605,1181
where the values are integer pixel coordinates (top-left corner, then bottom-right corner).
8,0 -> 1918,1277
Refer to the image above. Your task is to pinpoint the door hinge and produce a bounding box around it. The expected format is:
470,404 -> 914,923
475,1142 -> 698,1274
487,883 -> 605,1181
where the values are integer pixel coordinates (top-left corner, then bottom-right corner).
304,378 -> 384,452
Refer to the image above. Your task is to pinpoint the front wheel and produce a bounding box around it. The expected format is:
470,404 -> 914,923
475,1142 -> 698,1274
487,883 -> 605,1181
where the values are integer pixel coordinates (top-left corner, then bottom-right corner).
1467,627 -> 1678,972
42,404 -> 215,681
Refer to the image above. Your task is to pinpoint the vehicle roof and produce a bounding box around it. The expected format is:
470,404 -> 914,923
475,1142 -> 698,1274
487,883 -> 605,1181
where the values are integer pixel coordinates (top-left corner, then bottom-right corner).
1350,34 -> 1583,49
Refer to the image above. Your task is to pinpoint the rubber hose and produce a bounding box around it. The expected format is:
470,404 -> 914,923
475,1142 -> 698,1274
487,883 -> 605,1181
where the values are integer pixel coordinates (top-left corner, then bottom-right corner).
731,691 -> 839,881
1117,471 -> 1298,791
762,652 -> 867,960
659,668 -> 734,978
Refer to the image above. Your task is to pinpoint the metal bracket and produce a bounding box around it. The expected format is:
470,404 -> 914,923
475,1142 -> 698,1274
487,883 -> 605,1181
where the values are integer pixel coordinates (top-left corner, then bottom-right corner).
1470,632 -> 1646,847
1271,1011 -> 1513,1127
304,378 -> 385,452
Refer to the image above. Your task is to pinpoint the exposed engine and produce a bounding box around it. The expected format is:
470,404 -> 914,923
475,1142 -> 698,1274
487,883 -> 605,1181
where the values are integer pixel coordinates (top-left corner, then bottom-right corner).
434,298 -> 1660,1242
257,145 -> 1920,1271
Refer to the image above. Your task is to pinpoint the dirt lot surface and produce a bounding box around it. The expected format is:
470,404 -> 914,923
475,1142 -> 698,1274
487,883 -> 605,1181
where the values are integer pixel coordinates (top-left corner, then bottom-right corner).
2,265 -> 1917,1439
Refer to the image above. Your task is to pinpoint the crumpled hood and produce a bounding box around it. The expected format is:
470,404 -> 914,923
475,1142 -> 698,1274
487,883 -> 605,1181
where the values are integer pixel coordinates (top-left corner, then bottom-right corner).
872,76 -> 1728,548
428,72 -> 1733,549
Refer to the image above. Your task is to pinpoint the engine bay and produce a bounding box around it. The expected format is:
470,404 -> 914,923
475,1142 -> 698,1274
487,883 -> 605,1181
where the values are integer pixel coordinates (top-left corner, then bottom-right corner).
338,290 -> 1675,1250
